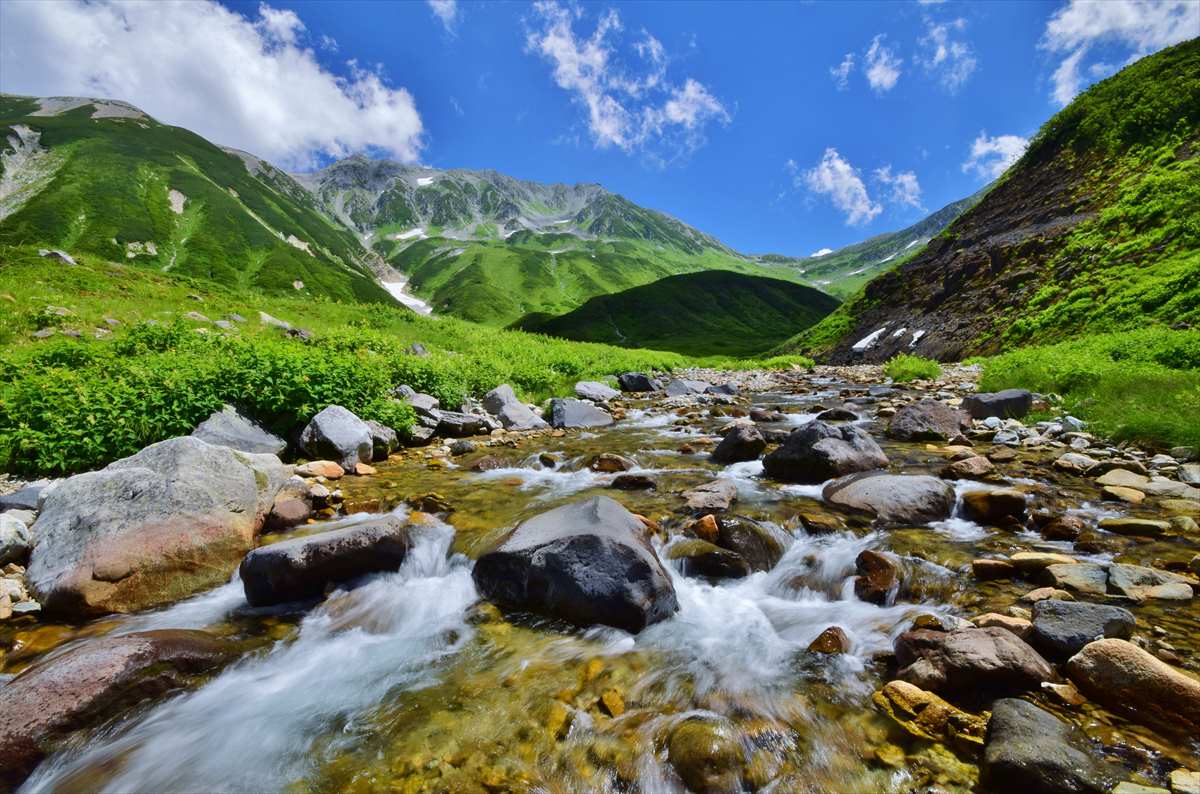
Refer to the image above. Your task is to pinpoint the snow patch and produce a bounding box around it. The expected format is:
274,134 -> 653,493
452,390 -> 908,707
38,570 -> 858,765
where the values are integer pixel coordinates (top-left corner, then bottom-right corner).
904,238 -> 925,250
285,235 -> 312,255
852,326 -> 888,351
878,253 -> 896,263
909,330 -> 926,347
381,278 -> 434,315
391,227 -> 427,241
810,247 -> 833,258
891,327 -> 907,338
416,176 -> 435,186
168,189 -> 187,215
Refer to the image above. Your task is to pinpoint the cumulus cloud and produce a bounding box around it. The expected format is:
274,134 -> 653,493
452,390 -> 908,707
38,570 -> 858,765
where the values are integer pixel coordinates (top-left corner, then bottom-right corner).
874,165 -> 924,211
864,34 -> 902,93
917,17 -> 977,93
427,0 -> 459,34
810,247 -> 834,258
830,52 -> 855,90
524,1 -> 729,159
800,148 -> 882,226
1041,0 -> 1198,105
962,131 -> 1029,180
0,0 -> 423,170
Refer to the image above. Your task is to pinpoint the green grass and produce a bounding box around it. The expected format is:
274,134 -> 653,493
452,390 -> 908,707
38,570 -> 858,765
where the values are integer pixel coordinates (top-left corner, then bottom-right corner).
0,246 -> 693,474
515,270 -> 839,357
883,354 -> 942,382
976,328 -> 1200,449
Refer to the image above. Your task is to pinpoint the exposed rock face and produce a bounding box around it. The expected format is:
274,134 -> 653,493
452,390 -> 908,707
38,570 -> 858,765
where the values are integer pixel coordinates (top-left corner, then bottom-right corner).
823,473 -> 955,527
762,420 -> 888,483
709,423 -> 766,464
239,515 -> 411,606
300,405 -> 373,470
983,698 -> 1117,794
894,627 -> 1056,698
27,437 -> 288,617
574,381 -> 620,402
191,404 -> 286,455
482,384 -> 549,430
1030,599 -> 1135,661
887,399 -> 969,441
471,496 -> 678,633
962,389 -> 1034,420
618,372 -> 659,392
1066,638 -> 1200,740
548,398 -> 614,429
0,630 -> 229,787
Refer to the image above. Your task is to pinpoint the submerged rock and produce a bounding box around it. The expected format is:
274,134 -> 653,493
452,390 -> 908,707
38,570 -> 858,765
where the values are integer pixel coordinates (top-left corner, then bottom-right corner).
667,539 -> 751,579
191,404 -> 286,455
300,405 -> 373,471
823,473 -> 955,526
983,698 -> 1117,794
27,437 -> 288,617
667,717 -> 744,794
887,399 -> 969,441
471,496 -> 678,633
762,420 -> 888,483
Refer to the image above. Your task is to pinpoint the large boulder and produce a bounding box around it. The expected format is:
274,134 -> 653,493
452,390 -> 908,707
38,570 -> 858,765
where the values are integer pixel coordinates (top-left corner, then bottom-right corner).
0,630 -> 228,787
239,515 -> 411,606
762,420 -> 888,483
894,627 -> 1056,698
887,399 -> 969,442
1066,638 -> 1200,740
963,389 -> 1034,420
364,420 -> 399,461
1030,599 -> 1135,661
190,404 -> 286,455
617,372 -> 660,392
710,423 -> 766,464
299,405 -> 372,470
482,384 -> 549,431
27,437 -> 288,617
823,473 -> 955,527
549,398 -> 613,429
983,698 -> 1118,794
574,381 -> 621,402
471,496 -> 678,633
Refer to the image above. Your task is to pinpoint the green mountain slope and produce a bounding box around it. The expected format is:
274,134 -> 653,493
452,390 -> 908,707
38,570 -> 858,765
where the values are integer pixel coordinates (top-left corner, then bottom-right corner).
780,38 -> 1200,363
517,270 -> 840,356
0,94 -> 390,303
754,192 -> 984,299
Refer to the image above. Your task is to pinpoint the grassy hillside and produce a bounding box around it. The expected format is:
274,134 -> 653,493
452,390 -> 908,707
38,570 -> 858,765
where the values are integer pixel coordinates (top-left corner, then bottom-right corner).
780,38 -> 1200,363
0,94 -> 390,303
517,270 -> 840,356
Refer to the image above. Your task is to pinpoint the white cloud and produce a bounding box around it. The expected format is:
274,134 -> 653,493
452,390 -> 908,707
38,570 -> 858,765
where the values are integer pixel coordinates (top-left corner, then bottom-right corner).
874,165 -> 924,210
864,34 -> 902,93
0,0 -> 423,170
917,17 -> 977,93
810,247 -> 834,258
525,1 -> 729,159
830,52 -> 855,90
450,96 -> 464,116
427,0 -> 459,34
801,148 -> 882,226
1041,0 -> 1198,105
962,131 -> 1029,180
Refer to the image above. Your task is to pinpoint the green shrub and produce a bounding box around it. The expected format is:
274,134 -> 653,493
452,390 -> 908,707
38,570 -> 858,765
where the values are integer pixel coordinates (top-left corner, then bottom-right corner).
883,354 -> 942,382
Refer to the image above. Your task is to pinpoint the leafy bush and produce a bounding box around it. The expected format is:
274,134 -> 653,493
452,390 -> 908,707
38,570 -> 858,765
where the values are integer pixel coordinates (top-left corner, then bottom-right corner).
883,354 -> 942,382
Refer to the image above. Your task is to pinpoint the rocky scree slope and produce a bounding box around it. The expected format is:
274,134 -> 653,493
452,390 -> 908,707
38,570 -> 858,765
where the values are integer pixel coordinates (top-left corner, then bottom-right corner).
783,39 -> 1200,363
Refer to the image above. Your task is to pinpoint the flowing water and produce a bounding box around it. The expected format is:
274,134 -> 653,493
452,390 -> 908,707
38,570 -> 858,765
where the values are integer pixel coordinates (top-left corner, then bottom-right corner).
5,378 -> 1198,792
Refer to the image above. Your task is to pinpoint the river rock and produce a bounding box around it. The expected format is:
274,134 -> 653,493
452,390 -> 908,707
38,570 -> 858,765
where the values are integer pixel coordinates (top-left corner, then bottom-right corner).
961,488 -> 1027,523
854,549 -> 899,604
963,389 -> 1034,420
1030,599 -> 1135,660
809,626 -> 851,654
471,496 -> 678,633
364,420 -> 399,461
1098,517 -> 1169,537
823,473 -> 955,527
27,437 -> 288,617
191,404 -> 286,455
714,516 -> 784,572
762,420 -> 888,483
618,372 -> 659,392
710,423 -> 766,464
239,515 -> 411,606
983,698 -> 1117,794
1054,452 -> 1100,474
0,484 -> 46,512
1067,638 -> 1200,740
893,627 -> 1056,698
300,405 -> 373,471
574,381 -> 620,402
667,539 -> 751,579
664,379 -> 711,397
0,629 -> 228,787
682,479 -> 738,515
264,477 -> 314,531
482,384 -> 549,430
816,407 -> 858,421
872,679 -> 987,750
941,455 -> 997,481
667,717 -> 743,794
887,399 -> 969,442
435,411 -> 492,437
548,398 -> 613,429
1106,563 -> 1194,601
0,514 -> 31,565
590,453 -> 636,472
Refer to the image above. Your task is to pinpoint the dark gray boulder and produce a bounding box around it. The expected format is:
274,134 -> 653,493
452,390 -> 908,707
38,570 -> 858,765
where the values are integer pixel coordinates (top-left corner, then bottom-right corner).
983,699 -> 1117,794
365,420 -> 399,461
191,404 -> 286,456
1030,599 -> 1135,661
963,389 -> 1034,420
300,405 -> 373,470
706,383 -> 738,396
825,472 -> 955,527
0,484 -> 47,512
894,627 -> 1056,698
434,411 -> 492,437
618,372 -> 659,392
710,423 -> 766,464
762,420 -> 888,483
471,496 -> 678,633
482,384 -> 549,430
667,539 -> 751,579
575,381 -> 621,402
239,515 -> 411,606
549,398 -> 613,429
886,399 -> 969,441
395,386 -> 440,418
816,407 -> 858,422
664,379 -> 711,397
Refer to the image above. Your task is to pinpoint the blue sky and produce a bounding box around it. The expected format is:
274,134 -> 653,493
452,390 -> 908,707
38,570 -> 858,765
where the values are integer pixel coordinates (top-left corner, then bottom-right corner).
2,1 -> 1197,256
